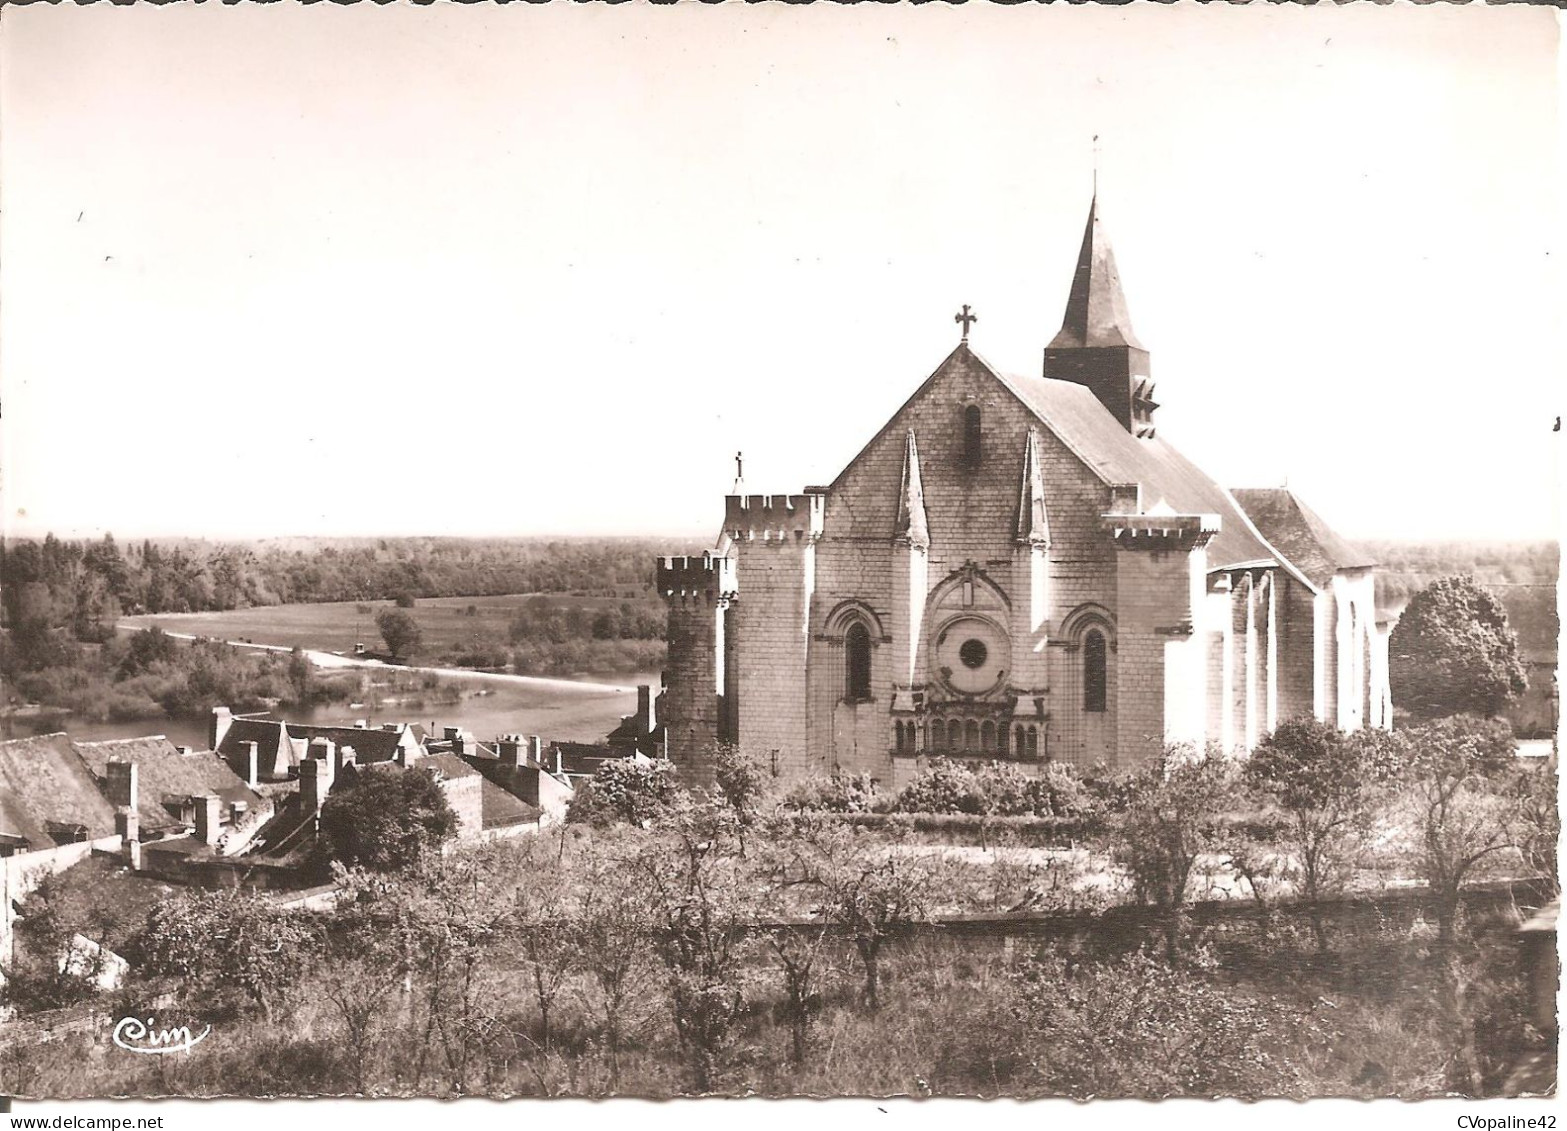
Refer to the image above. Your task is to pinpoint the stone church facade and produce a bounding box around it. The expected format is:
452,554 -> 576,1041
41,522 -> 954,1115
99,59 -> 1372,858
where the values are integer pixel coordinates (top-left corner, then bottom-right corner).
658,199 -> 1392,786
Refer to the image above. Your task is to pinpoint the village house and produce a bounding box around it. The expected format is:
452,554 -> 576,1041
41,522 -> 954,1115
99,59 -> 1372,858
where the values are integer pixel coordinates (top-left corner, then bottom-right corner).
658,198 -> 1393,786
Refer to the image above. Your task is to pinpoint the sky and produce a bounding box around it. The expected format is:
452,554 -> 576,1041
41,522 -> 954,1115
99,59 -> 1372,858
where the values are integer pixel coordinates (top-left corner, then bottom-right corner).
0,3 -> 1562,545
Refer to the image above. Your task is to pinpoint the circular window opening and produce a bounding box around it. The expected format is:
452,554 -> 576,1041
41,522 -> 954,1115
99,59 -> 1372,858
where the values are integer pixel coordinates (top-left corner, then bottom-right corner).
959,639 -> 988,669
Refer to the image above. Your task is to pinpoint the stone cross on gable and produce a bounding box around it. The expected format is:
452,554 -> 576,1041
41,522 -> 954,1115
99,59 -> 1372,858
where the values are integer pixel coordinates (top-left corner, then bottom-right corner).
954,304 -> 978,342
735,451 -> 743,481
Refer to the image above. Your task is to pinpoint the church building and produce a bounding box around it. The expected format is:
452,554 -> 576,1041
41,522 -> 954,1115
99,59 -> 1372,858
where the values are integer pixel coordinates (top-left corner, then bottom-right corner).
657,199 -> 1392,786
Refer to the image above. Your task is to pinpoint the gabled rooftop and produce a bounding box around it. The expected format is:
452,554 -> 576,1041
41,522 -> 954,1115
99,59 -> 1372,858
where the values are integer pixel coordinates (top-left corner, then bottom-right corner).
75,736 -> 263,835
1230,488 -> 1376,588
0,734 -> 118,850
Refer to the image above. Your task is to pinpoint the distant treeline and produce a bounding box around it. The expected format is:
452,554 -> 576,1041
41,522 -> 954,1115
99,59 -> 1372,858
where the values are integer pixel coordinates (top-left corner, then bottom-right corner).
1362,540 -> 1559,612
0,534 -> 694,635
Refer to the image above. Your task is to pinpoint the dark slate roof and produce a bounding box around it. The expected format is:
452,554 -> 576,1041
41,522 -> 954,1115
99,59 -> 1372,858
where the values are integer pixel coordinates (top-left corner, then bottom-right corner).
1047,196 -> 1145,351
1498,585 -> 1559,662
216,717 -> 296,777
421,752 -> 480,780
217,717 -> 411,776
0,734 -> 118,849
993,364 -> 1286,575
285,723 -> 408,763
75,737 -> 263,834
1230,488 -> 1377,588
479,779 -> 540,830
551,742 -> 627,777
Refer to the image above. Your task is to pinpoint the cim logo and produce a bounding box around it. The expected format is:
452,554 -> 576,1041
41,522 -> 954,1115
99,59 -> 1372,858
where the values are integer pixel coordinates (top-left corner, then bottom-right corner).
112,1016 -> 211,1055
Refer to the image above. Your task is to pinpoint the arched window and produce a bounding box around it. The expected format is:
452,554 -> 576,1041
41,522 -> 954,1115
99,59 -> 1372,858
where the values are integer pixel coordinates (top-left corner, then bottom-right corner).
964,719 -> 980,752
1084,629 -> 1108,713
1026,727 -> 1039,759
845,622 -> 872,702
981,720 -> 996,753
963,405 -> 982,469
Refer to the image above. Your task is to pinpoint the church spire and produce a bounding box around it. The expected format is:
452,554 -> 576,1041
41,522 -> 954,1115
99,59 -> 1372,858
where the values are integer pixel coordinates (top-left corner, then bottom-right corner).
1049,194 -> 1143,351
1043,196 -> 1156,438
1014,428 -> 1051,545
894,429 -> 930,550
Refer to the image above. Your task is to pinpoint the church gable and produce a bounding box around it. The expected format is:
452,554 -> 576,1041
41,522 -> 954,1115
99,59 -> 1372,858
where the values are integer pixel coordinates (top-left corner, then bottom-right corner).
823,344 -> 1110,561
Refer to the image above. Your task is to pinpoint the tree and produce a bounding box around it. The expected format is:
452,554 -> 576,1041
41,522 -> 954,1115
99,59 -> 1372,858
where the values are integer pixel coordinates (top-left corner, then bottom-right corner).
712,743 -> 768,853
286,645 -> 314,705
567,758 -> 683,828
318,764 -> 460,872
640,807 -> 757,1093
1113,746 -> 1236,960
791,823 -> 936,1009
375,608 -> 423,660
1389,576 -> 1527,721
137,888 -> 309,1021
1245,718 -> 1383,951
1387,715 -> 1519,945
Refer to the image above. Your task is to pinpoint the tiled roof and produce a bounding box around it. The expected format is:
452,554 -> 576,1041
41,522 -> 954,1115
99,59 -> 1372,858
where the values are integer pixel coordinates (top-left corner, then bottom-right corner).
217,717 -> 413,778
421,752 -> 480,780
1230,488 -> 1377,588
75,736 -> 262,834
479,779 -> 540,830
551,742 -> 627,777
993,364 -> 1282,573
0,734 -> 117,849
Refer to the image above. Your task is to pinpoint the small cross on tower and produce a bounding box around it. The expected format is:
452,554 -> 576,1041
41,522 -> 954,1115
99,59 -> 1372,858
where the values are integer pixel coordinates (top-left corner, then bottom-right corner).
954,304 -> 978,343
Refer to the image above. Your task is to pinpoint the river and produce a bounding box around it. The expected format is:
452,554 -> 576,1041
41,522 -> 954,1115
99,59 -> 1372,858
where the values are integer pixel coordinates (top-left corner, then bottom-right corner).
5,651 -> 654,751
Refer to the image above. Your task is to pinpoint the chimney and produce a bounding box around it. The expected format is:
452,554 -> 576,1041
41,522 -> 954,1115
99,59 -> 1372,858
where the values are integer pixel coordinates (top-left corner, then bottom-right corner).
230,800 -> 248,823
105,760 -> 138,812
209,705 -> 234,750
176,745 -> 193,757
194,794 -> 221,845
300,758 -> 331,816
499,735 -> 524,770
636,685 -> 656,735
308,736 -> 336,772
354,719 -> 369,729
243,741 -> 260,788
115,805 -> 139,846
527,735 -> 544,767
336,744 -> 357,773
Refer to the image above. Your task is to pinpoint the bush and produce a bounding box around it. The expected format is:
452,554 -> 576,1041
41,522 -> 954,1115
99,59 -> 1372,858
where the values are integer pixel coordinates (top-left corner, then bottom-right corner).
317,764 -> 460,872
567,758 -> 684,827
895,761 -> 986,815
780,772 -> 880,814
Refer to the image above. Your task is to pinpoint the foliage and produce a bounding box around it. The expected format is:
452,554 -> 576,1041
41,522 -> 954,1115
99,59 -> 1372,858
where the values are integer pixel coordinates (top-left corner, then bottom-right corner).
135,888 -> 310,1019
893,760 -> 986,815
1389,575 -> 1528,720
890,760 -> 1095,819
1378,716 -> 1527,943
640,807 -> 758,1092
1245,718 -> 1383,950
779,771 -> 880,814
712,743 -> 769,821
785,824 -> 938,1009
566,758 -> 684,828
1008,946 -> 1318,1098
317,764 -> 461,873
375,609 -> 423,661
1112,747 -> 1239,958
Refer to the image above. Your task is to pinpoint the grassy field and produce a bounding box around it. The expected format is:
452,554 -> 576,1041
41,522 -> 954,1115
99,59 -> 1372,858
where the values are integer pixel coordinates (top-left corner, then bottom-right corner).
119,593 -> 627,658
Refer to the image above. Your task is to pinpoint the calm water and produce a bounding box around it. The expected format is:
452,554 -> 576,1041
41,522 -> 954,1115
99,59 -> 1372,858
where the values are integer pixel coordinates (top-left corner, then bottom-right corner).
5,670 -> 652,750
